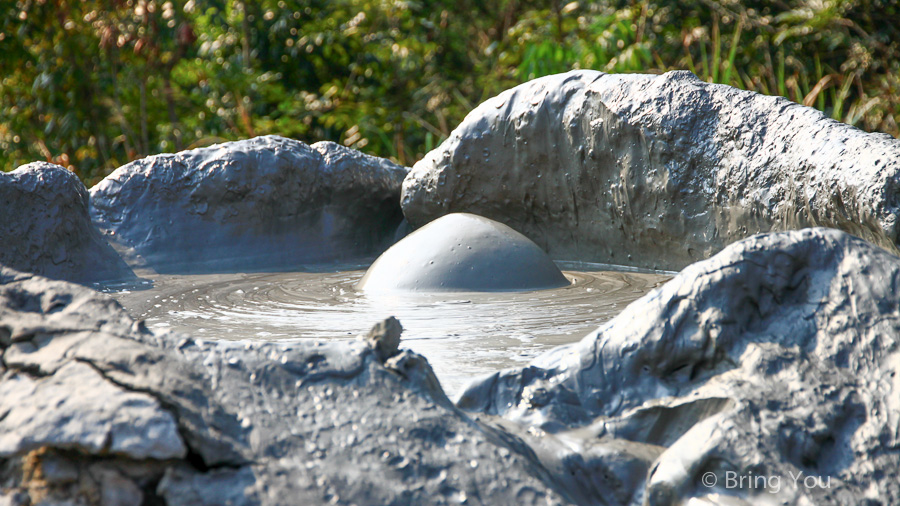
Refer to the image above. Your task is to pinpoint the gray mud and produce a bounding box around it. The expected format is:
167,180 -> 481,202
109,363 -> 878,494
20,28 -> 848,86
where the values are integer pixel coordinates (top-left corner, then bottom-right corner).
358,213 -> 570,293
0,162 -> 135,285
456,228 -> 900,504
90,136 -> 408,274
403,70 -> 900,271
110,264 -> 670,394
7,71 -> 900,504
0,267 -> 576,505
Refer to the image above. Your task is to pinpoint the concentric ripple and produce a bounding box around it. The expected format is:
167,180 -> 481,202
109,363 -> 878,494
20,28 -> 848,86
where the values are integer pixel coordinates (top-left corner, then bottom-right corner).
111,262 -> 671,394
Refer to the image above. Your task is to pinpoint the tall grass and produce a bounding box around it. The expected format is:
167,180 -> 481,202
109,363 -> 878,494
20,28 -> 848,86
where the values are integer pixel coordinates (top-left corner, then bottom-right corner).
510,0 -> 899,138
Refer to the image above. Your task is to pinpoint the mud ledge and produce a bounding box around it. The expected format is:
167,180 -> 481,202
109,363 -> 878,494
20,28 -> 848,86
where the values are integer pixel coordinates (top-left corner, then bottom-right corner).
402,70 -> 900,270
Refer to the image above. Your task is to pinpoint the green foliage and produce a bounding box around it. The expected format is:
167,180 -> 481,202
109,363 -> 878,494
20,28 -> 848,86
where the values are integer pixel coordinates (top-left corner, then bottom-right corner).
1,0 -> 898,184
502,0 -> 899,134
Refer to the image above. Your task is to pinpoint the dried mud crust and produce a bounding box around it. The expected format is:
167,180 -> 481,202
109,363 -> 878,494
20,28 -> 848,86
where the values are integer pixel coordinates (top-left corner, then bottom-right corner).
0,162 -> 134,285
89,136 -> 409,274
403,70 -> 900,270
0,267 -> 571,506
458,228 -> 900,505
3,227 -> 900,504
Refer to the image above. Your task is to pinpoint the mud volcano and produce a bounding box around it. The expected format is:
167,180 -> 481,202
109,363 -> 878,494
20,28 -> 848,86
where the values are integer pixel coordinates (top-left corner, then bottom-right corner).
109,209 -> 666,393
3,71 -> 900,505
357,212 -> 570,293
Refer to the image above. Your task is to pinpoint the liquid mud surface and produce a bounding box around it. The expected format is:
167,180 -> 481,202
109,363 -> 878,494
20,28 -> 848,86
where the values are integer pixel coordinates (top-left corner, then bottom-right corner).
109,262 -> 671,395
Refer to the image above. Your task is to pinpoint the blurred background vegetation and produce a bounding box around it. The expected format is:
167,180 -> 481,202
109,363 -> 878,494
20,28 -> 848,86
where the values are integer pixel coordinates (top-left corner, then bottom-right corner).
1,0 -> 898,186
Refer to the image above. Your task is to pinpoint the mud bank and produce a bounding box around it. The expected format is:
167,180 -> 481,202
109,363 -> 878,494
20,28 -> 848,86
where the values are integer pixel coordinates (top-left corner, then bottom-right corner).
90,136 -> 408,274
402,70 -> 900,270
3,228 -> 899,504
0,268 -> 571,505
0,162 -> 135,285
458,227 -> 900,504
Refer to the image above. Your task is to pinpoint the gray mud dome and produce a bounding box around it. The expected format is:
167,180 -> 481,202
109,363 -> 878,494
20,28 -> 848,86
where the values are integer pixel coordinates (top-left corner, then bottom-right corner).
458,227 -> 900,504
90,136 -> 408,273
358,213 -> 570,292
402,70 -> 900,270
0,267 -> 571,505
0,162 -> 135,285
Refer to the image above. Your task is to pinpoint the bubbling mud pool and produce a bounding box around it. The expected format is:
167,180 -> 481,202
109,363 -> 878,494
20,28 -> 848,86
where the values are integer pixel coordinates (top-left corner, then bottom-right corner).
109,262 -> 671,395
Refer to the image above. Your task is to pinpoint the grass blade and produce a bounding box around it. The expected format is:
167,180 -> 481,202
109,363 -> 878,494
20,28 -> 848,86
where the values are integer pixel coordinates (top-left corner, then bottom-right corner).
722,16 -> 744,86
833,72 -> 855,121
711,15 -> 720,83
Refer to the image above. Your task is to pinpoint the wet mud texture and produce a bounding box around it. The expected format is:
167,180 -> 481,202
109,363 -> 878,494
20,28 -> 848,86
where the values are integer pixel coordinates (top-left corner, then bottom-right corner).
90,136 -> 408,274
402,70 -> 900,270
0,162 -> 135,285
0,267 -> 571,505
109,265 -> 668,395
458,228 -> 900,505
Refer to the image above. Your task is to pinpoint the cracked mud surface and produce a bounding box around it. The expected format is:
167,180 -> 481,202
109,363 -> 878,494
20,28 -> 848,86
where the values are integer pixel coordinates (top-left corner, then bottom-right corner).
0,267 -> 573,505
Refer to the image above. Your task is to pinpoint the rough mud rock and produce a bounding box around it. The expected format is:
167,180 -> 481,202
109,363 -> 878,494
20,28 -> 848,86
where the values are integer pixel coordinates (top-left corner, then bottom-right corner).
357,213 -> 570,293
0,162 -> 135,284
361,315 -> 403,361
90,136 -> 408,273
0,361 -> 186,460
457,228 -> 900,504
0,267 -> 571,505
402,70 -> 900,270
